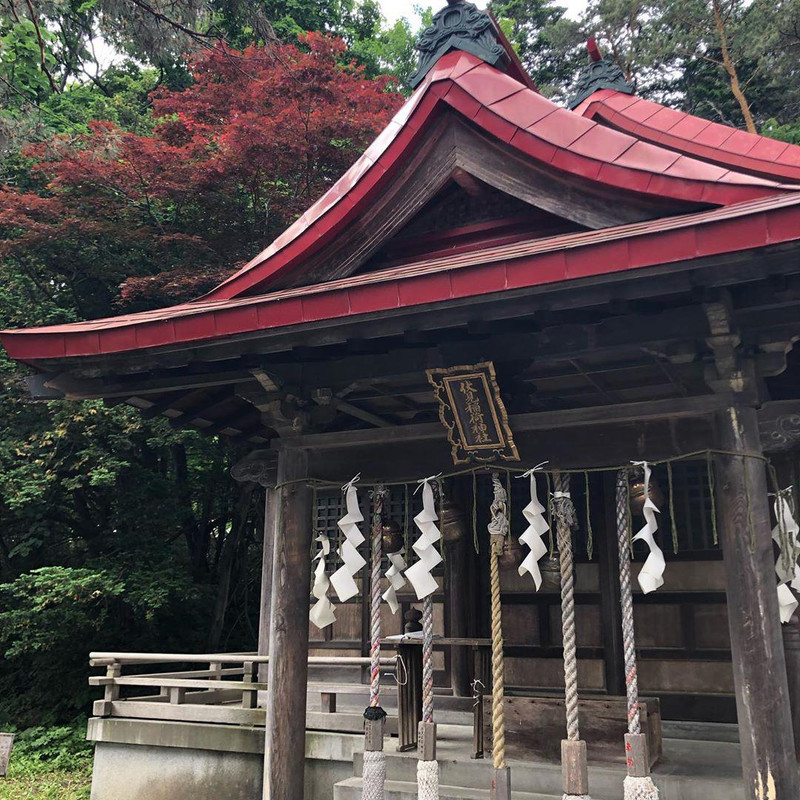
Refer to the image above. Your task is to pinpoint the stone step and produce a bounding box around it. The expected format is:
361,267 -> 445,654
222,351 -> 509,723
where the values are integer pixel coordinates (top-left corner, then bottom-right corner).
333,777 -> 560,800
352,739 -> 745,800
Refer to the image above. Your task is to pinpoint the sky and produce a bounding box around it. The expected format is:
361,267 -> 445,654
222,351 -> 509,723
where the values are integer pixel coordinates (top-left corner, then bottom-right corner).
379,0 -> 588,26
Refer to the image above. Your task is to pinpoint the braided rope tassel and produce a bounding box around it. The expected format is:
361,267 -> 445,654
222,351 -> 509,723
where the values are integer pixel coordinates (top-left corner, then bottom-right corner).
370,488 -> 386,708
554,471 -> 591,800
487,473 -> 511,799
416,480 -> 439,800
418,593 -> 439,800
616,471 -> 659,800
363,488 -> 387,800
422,595 -> 435,724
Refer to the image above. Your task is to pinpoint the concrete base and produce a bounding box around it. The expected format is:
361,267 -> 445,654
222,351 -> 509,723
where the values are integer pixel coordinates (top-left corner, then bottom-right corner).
86,712 -> 750,800
87,718 -> 355,800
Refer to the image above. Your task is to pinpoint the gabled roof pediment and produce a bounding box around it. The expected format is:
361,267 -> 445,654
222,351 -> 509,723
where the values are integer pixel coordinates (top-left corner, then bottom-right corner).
205,51 -> 793,301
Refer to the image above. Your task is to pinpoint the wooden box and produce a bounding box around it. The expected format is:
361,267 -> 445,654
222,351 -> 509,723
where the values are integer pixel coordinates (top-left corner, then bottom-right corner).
483,695 -> 662,767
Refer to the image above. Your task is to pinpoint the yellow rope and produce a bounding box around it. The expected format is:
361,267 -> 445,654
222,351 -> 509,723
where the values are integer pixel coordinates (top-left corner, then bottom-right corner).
489,539 -> 506,770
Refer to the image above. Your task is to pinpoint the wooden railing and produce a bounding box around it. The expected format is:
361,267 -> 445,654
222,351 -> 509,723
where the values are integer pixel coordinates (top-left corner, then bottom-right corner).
89,651 -> 395,727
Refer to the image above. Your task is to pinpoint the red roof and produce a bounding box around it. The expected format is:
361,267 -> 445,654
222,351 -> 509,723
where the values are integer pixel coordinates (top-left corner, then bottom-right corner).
4,48 -> 800,365
206,51 -> 792,301
5,191 -> 800,362
576,89 -> 800,184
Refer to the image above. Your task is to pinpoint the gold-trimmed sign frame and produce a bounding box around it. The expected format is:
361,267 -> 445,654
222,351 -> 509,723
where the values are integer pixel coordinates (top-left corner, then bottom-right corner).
426,361 -> 519,465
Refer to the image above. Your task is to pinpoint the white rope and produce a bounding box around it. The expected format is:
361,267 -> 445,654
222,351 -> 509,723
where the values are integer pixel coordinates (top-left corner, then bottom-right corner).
624,777 -> 660,800
363,751 -> 386,800
369,488 -> 386,707
618,472 -> 659,800
554,473 -> 592,800
417,759 -> 439,800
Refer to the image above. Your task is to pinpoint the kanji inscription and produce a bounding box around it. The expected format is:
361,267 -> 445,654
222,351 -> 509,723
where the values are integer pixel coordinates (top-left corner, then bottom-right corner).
427,362 -> 519,465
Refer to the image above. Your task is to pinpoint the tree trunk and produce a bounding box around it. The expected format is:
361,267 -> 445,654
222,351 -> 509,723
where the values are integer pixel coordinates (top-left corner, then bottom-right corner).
713,0 -> 757,133
207,483 -> 255,651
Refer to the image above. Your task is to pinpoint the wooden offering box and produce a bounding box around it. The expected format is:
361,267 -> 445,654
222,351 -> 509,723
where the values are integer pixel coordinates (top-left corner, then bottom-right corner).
483,695 -> 662,767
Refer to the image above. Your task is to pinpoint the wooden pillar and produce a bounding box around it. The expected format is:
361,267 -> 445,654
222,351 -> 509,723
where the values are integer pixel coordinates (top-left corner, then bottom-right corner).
264,447 -> 312,800
771,452 -> 800,761
784,617 -> 800,761
715,405 -> 798,799
258,486 -> 278,684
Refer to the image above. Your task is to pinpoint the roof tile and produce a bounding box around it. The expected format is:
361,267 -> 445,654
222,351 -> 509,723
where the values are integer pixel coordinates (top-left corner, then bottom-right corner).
456,64 -> 526,107
613,140 -> 680,173
527,107 -> 596,147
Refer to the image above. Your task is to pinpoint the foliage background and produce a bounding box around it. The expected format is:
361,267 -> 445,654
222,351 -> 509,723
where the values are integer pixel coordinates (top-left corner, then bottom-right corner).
1,0 -> 800,788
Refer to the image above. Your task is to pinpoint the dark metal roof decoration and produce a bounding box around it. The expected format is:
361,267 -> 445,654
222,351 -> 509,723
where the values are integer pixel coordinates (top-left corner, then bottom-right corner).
409,1 -> 509,88
568,48 -> 634,110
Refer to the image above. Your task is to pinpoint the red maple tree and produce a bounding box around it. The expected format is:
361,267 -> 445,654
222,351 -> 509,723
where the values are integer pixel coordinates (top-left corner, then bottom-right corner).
0,34 -> 401,315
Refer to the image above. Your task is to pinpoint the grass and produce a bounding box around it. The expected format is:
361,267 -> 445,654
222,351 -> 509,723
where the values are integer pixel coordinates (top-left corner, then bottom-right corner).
0,725 -> 92,800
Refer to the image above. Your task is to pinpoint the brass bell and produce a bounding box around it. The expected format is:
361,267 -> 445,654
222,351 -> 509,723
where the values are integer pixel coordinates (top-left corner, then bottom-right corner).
441,498 -> 467,544
629,468 -> 665,517
498,535 -> 522,569
538,554 -> 562,593
382,518 -> 405,555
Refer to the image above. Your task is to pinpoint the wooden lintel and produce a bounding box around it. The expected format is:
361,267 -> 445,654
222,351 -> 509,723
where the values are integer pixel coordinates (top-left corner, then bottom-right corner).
280,393 -> 735,451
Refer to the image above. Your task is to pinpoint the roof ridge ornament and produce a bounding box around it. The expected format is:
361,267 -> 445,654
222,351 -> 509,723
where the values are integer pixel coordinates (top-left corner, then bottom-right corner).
409,1 -> 509,89
567,38 -> 634,110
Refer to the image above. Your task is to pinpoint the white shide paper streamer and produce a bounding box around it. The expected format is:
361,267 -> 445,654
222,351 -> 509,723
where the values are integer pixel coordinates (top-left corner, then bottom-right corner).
405,476 -> 443,600
310,533 -> 336,629
382,549 -> 407,614
517,464 -> 550,590
330,475 -> 367,602
772,489 -> 800,623
631,461 -> 665,594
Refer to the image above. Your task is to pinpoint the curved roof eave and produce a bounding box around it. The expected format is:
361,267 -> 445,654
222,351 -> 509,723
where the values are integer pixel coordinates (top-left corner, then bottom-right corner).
576,88 -> 800,185
202,52 -> 793,302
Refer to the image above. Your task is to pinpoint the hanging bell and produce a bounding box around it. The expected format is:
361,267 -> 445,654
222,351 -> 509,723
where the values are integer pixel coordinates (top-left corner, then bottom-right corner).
381,518 -> 405,555
538,553 -> 563,592
441,498 -> 467,543
629,467 -> 665,518
498,535 -> 522,569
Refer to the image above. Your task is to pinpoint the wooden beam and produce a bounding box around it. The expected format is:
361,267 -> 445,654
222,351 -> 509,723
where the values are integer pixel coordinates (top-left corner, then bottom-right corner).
283,394 -> 735,451
714,404 -> 798,799
331,398 -> 395,428
168,387 -> 234,428
451,167 -> 482,196
264,447 -> 313,800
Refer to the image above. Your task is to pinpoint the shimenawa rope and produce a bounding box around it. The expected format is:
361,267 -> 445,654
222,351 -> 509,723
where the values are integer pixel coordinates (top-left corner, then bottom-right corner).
616,471 -> 659,800
488,472 -> 509,771
554,472 -> 591,800
362,487 -> 387,800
